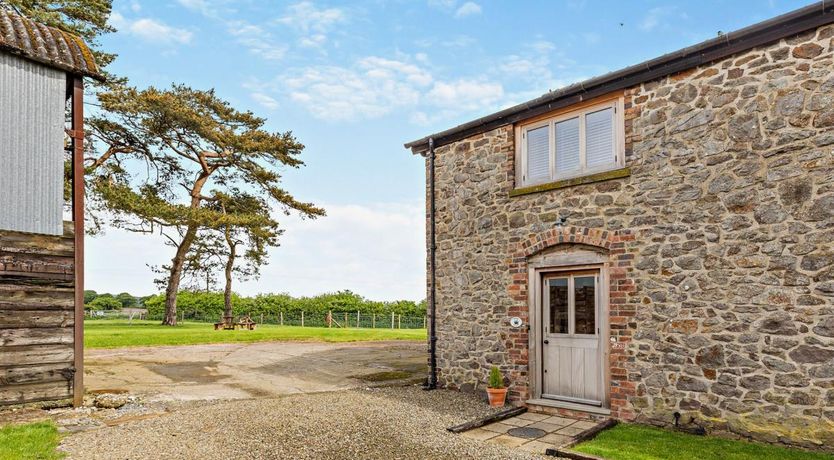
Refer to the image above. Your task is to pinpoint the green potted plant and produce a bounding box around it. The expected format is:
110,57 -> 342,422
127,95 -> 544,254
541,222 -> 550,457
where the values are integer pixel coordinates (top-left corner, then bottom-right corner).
486,366 -> 507,407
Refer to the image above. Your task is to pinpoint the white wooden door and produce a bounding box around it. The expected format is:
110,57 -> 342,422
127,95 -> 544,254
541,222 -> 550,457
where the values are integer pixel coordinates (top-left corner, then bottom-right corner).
541,271 -> 603,406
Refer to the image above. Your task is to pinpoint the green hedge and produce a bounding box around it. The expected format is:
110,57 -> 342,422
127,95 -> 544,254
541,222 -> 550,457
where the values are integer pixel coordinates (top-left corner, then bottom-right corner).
144,290 -> 426,320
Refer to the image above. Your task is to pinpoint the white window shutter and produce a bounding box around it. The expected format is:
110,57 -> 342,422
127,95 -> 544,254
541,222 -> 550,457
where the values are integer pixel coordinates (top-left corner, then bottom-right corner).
555,117 -> 580,173
585,107 -> 615,169
525,125 -> 550,183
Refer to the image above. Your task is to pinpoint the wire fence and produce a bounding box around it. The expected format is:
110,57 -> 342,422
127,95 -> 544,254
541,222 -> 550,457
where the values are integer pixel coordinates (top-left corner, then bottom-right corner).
88,309 -> 428,330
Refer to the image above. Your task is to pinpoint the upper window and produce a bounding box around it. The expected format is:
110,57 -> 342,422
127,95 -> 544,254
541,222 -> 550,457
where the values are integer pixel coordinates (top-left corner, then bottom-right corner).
518,99 -> 624,188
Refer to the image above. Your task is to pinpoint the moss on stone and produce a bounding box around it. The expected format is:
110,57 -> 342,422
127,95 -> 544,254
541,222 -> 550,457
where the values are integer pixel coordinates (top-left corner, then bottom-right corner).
509,167 -> 631,197
353,371 -> 412,382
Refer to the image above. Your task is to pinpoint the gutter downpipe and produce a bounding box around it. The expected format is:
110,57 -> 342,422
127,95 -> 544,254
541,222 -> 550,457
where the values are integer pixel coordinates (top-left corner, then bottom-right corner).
425,137 -> 438,390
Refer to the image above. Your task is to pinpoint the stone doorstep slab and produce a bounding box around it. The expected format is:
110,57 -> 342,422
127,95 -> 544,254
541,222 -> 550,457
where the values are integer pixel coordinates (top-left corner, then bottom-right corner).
461,413 -> 614,455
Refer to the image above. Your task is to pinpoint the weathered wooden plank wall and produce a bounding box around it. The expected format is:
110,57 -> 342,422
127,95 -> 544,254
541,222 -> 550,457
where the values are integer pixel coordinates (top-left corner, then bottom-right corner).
0,222 -> 75,405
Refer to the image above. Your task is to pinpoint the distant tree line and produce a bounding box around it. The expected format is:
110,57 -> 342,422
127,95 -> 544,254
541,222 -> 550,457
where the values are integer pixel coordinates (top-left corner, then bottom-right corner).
83,290 -> 152,311
85,289 -> 426,319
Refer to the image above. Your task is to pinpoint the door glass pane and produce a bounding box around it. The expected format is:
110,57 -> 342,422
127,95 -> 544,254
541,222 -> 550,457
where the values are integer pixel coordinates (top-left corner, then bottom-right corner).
548,278 -> 569,334
555,117 -> 580,174
574,276 -> 596,335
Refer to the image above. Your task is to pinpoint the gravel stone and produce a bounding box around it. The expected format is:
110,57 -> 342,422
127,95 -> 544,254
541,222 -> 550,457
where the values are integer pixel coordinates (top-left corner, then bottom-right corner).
59,387 -> 544,459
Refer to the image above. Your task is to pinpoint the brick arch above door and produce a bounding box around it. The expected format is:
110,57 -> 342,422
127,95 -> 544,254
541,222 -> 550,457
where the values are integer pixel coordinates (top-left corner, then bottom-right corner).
504,225 -> 639,420
512,226 -> 627,259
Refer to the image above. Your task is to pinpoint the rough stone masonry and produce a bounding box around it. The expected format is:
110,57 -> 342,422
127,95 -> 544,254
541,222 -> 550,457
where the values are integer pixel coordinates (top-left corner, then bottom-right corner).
428,24 -> 834,449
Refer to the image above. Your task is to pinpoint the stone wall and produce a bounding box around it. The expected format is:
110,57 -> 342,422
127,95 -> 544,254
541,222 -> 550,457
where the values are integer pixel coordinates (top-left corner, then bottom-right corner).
428,24 -> 834,449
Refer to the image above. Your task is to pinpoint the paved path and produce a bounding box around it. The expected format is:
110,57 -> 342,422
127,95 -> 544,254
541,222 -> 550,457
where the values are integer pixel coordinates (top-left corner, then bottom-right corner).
85,341 -> 425,401
463,411 -> 608,455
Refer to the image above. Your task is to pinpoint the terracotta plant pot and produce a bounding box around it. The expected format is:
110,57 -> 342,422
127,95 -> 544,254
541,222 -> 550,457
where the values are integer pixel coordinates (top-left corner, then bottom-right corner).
486,387 -> 508,407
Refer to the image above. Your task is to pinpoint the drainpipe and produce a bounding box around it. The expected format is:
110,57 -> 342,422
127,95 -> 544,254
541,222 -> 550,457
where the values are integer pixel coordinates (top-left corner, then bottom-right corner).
425,137 -> 438,390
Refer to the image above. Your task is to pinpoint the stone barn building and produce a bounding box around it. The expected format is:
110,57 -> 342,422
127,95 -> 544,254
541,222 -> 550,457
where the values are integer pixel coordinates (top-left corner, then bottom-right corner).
0,10 -> 101,406
406,2 -> 834,449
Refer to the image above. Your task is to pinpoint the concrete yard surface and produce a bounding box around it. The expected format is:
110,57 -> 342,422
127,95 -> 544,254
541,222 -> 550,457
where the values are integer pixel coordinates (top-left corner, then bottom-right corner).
85,341 -> 426,401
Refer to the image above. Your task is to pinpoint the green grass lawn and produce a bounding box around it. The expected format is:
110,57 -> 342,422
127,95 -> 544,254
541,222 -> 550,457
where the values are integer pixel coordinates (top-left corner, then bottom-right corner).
573,423 -> 834,460
84,320 -> 426,348
0,422 -> 63,460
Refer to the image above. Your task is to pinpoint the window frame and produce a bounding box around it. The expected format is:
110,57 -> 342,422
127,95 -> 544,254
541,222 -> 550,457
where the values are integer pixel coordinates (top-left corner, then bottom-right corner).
543,271 -> 600,338
516,96 -> 625,189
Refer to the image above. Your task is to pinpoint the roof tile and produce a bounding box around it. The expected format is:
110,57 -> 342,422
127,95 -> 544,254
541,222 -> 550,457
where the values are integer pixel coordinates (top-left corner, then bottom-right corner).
0,8 -> 102,80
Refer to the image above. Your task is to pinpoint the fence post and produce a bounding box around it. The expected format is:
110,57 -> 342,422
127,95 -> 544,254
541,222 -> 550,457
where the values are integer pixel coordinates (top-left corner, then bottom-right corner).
357,311 -> 360,328
260,313 -> 264,324
398,314 -> 401,329
391,312 -> 395,329
301,311 -> 305,327
344,312 -> 348,328
327,310 -> 332,328
280,312 -> 284,326
372,314 -> 375,329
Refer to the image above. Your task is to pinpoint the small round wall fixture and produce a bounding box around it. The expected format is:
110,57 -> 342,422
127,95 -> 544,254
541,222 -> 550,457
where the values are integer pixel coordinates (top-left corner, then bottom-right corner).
509,317 -> 523,328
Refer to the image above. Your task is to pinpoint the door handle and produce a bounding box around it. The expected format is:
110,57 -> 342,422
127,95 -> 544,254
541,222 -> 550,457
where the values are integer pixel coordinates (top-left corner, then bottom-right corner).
543,340 -> 550,344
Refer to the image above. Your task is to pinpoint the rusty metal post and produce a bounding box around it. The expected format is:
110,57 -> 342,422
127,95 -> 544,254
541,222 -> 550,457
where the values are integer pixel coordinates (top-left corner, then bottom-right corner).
70,76 -> 85,407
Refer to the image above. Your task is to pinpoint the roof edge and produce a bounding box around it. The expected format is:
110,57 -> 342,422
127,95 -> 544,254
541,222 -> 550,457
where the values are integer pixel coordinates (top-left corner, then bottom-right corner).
0,9 -> 105,81
405,1 -> 834,154
0,43 -> 105,81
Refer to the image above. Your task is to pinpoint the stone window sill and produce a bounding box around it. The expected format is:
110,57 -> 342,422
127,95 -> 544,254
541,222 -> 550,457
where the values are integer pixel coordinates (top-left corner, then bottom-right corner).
509,167 -> 631,197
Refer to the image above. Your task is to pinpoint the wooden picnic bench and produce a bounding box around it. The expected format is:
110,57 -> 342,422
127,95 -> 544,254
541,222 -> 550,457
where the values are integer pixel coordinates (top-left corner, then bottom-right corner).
214,315 -> 257,331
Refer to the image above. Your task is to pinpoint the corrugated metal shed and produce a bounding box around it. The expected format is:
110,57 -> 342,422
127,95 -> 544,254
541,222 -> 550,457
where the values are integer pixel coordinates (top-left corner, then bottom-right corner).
0,52 -> 66,236
0,8 -> 102,80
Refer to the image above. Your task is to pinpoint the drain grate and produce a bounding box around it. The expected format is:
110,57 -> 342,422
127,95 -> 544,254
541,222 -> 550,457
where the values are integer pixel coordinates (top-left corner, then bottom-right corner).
506,427 -> 546,439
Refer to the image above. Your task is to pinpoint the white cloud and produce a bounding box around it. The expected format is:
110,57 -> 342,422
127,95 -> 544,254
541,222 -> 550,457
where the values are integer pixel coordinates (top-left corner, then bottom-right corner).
280,56 -> 434,121
255,202 -> 426,300
640,7 -> 679,32
177,0 -> 209,11
227,20 -> 289,60
110,12 -> 193,45
274,2 -> 347,50
269,51 -> 513,123
299,33 -> 328,48
530,40 -> 555,54
277,1 -> 346,32
409,111 -> 431,126
251,92 -> 280,110
176,0 -> 237,19
86,202 -> 426,301
455,2 -> 482,18
426,79 -> 503,110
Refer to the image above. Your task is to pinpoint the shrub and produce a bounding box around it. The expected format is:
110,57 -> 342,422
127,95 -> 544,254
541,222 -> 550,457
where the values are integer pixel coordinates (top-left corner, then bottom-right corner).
86,296 -> 122,311
488,366 -> 504,389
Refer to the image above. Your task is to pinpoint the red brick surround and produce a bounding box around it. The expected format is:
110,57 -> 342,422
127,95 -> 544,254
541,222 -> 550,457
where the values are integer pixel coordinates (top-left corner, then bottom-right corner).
506,225 -> 638,420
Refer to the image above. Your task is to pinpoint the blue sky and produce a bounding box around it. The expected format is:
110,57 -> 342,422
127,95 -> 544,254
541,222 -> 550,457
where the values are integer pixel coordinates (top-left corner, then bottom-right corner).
87,0 -> 811,300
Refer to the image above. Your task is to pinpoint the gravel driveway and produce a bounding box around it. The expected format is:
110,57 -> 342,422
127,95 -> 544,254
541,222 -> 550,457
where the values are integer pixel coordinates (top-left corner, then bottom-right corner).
60,386 -> 544,460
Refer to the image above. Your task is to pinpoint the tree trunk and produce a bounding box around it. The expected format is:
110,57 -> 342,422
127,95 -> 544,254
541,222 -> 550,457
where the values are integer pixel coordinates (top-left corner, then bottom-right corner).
162,224 -> 199,325
162,170 -> 211,326
223,225 -> 236,318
